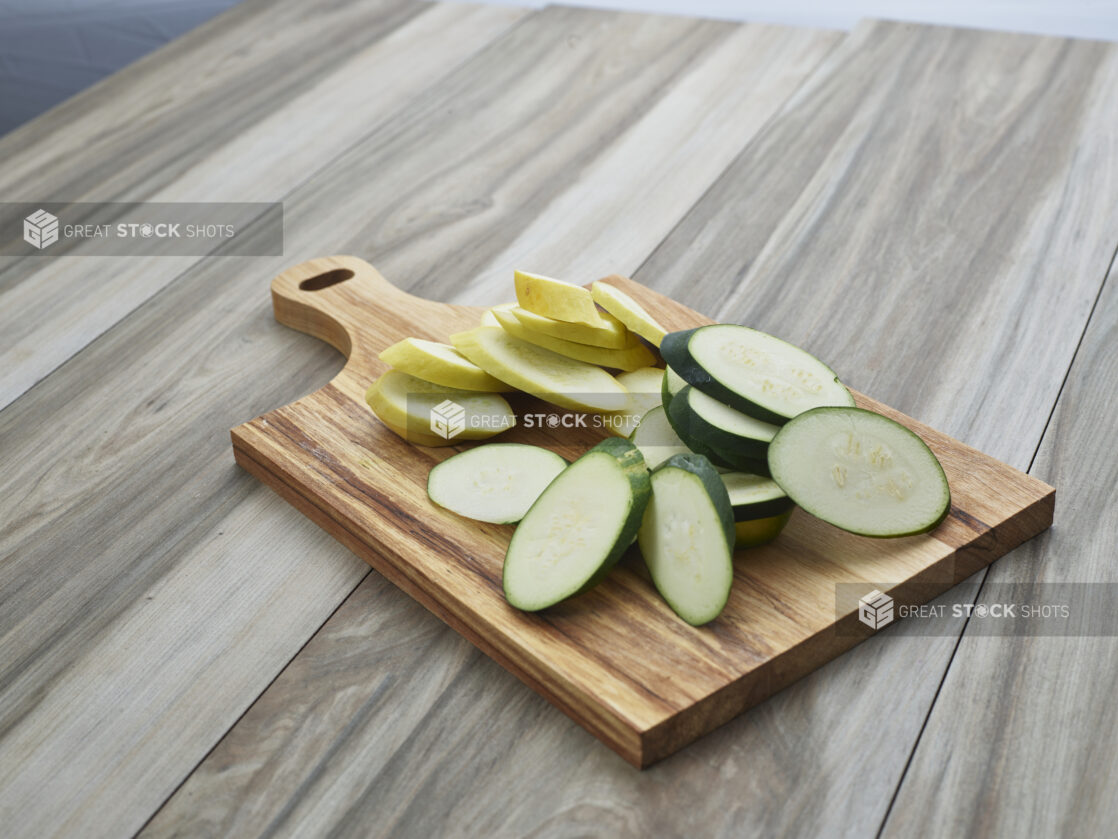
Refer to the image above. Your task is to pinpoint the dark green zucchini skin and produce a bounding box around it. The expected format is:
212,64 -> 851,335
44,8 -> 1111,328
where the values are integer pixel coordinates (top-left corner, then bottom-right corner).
661,327 -> 792,424
661,368 -> 674,412
574,437 -> 651,593
730,497 -> 794,522
667,384 -> 771,460
726,491 -> 795,522
661,390 -> 731,465
708,444 -> 772,477
653,454 -> 735,553
662,327 -> 851,426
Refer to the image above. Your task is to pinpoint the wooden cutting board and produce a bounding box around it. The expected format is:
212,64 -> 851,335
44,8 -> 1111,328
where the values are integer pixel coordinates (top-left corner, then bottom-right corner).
231,255 -> 1054,768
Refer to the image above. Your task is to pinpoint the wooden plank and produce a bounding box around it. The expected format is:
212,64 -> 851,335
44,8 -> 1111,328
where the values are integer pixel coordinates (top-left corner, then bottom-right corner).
639,21 -> 1118,463
459,22 -> 844,303
229,256 -> 1053,766
0,0 -> 529,409
141,18 -> 1118,838
880,259 -> 1118,837
0,9 -> 840,836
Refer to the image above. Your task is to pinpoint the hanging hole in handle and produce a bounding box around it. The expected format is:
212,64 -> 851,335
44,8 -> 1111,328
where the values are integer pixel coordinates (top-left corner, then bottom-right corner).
299,268 -> 354,291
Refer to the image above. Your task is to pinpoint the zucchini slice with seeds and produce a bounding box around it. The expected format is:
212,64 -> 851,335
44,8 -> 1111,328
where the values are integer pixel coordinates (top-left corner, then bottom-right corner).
767,407 -> 950,538
667,384 -> 779,460
503,438 -> 650,610
637,453 -> 735,626
661,325 -> 854,424
428,444 -> 566,524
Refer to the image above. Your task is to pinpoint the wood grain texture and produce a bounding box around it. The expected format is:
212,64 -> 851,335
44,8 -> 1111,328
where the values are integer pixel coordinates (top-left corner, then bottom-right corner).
459,22 -> 842,304
0,8 -> 842,836
607,19 -> 1116,834
880,260 -> 1118,838
639,20 -> 1118,464
142,18 -> 1118,839
230,256 -> 1052,767
0,0 -> 528,409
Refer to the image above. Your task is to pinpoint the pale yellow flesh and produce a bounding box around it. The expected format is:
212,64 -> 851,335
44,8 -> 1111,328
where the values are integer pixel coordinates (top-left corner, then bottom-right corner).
450,326 -> 631,413
479,301 -> 517,328
514,270 -> 608,328
610,366 -> 667,437
504,453 -> 630,609
379,337 -> 510,392
591,281 -> 668,346
638,468 -> 733,625
365,393 -> 453,446
365,369 -> 515,442
492,308 -> 655,372
510,306 -> 636,349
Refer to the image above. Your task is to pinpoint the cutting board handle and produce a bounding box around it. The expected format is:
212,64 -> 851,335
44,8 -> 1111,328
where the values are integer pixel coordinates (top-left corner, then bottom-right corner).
270,255 -> 412,360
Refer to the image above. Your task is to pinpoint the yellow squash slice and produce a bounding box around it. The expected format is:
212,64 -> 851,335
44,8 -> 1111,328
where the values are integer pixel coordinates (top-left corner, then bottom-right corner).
509,306 -> 635,349
609,366 -> 667,436
514,270 -> 607,328
591,280 -> 668,347
478,301 -> 517,328
450,326 -> 631,413
379,337 -> 510,392
366,370 -> 515,446
492,308 -> 654,372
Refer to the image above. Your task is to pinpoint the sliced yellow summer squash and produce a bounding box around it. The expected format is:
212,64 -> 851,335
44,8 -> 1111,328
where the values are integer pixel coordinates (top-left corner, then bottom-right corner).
509,306 -> 636,349
366,370 -> 515,445
492,308 -> 654,372
368,410 -> 450,447
591,280 -> 668,347
478,301 -> 517,328
450,326 -> 631,413
607,366 -> 666,437
514,270 -> 607,328
379,337 -> 510,392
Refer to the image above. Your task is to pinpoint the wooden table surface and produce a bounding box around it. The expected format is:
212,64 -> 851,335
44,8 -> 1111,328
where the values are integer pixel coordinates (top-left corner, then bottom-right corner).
1,1 -> 1116,836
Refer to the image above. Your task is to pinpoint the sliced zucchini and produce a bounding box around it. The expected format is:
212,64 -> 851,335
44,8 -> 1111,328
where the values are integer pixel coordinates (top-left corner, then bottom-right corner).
591,280 -> 668,346
514,270 -> 607,328
767,407 -> 950,538
379,337 -> 510,392
661,389 -> 729,464
661,366 -> 687,411
504,438 -> 651,611
732,510 -> 793,549
706,445 -> 771,476
450,327 -> 630,413
667,384 -> 779,460
638,453 -> 735,626
629,405 -> 691,470
510,306 -> 636,349
366,370 -> 515,445
720,471 -> 794,520
660,325 -> 854,424
427,444 -> 567,524
492,308 -> 655,372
